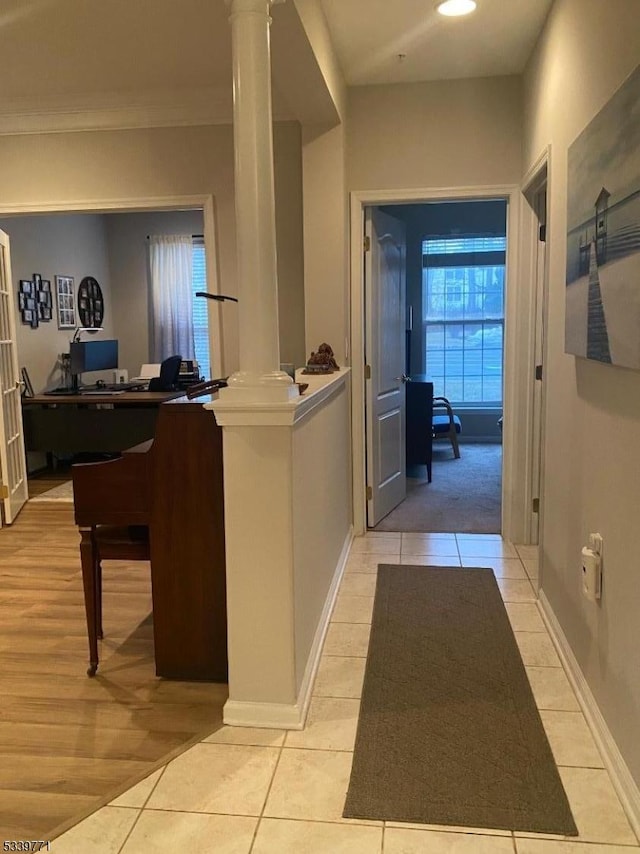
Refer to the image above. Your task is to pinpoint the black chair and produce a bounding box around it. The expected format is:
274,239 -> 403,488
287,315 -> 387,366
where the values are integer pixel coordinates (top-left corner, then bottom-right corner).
148,355 -> 182,392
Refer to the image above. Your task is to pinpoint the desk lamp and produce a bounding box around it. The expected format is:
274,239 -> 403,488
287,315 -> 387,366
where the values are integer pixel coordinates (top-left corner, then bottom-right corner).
72,325 -> 104,342
191,293 -> 238,396
194,293 -> 238,303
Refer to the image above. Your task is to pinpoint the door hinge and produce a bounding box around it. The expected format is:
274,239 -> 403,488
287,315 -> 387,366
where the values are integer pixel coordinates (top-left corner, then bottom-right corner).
363,235 -> 371,252
366,485 -> 373,500
532,497 -> 540,513
535,364 -> 543,381
539,224 -> 547,242
0,483 -> 9,499
364,364 -> 371,380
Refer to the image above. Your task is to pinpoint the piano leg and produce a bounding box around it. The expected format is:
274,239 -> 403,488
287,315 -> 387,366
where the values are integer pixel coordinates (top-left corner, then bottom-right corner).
79,527 -> 100,677
96,562 -> 103,640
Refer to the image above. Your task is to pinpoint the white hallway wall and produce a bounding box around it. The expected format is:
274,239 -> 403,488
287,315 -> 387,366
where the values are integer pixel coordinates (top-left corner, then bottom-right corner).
523,0 -> 640,786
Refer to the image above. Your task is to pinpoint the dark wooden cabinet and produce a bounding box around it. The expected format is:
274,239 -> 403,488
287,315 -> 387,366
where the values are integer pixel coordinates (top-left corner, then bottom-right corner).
406,375 -> 434,482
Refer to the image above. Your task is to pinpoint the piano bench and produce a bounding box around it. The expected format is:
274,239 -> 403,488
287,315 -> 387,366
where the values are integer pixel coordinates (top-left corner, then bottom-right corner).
79,524 -> 150,677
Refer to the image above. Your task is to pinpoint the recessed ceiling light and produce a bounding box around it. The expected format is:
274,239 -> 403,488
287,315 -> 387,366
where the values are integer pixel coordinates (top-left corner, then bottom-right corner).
436,0 -> 477,17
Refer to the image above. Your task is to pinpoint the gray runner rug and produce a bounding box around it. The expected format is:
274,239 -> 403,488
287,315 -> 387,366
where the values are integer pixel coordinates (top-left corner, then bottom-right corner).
343,565 -> 578,835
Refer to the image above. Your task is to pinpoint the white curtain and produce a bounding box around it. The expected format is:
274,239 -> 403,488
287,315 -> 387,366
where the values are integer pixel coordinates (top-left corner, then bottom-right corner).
149,234 -> 195,361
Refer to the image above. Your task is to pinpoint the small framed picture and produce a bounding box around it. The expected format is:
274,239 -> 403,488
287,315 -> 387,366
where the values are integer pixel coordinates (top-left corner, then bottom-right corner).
30,313 -> 39,329
22,309 -> 33,324
20,279 -> 33,294
55,275 -> 76,328
39,305 -> 52,321
33,273 -> 41,286
38,291 -> 48,304
26,297 -> 35,310
41,279 -> 51,292
18,293 -> 26,310
21,367 -> 34,398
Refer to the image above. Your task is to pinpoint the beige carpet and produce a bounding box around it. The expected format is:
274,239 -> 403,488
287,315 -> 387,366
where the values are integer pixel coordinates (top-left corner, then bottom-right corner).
29,481 -> 74,503
344,565 -> 578,835
374,443 -> 502,533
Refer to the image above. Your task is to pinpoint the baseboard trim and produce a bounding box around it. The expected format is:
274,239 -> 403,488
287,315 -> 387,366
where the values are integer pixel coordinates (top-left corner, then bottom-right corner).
538,591 -> 640,838
223,527 -> 353,730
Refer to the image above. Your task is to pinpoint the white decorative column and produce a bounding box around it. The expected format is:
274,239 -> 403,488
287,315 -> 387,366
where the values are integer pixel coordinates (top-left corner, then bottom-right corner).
222,0 -> 295,402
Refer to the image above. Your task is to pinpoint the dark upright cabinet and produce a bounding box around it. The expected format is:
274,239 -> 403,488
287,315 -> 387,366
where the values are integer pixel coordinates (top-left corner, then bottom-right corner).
406,375 -> 434,482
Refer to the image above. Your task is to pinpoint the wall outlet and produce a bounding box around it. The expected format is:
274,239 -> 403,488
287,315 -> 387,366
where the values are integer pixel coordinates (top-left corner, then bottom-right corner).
588,532 -> 603,556
583,532 -> 603,601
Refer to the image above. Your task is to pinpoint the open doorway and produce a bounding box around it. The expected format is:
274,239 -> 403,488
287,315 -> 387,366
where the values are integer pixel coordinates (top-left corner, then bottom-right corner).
0,204 -> 216,493
369,199 -> 507,533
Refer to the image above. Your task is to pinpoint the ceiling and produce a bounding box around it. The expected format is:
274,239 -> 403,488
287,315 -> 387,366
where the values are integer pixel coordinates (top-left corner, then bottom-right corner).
319,0 -> 554,86
0,0 -> 553,130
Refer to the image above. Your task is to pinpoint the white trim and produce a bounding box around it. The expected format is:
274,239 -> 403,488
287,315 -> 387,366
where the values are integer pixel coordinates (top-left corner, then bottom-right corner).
210,368 -> 349,426
223,526 -> 353,729
538,591 -> 640,839
0,194 -> 211,216
203,196 -> 224,380
0,86 -> 294,136
520,146 -> 551,552
522,146 -> 551,200
350,185 -> 527,541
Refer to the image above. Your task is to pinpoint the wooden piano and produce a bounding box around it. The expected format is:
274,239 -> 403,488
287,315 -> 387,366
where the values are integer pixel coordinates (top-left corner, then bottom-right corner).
72,395 -> 227,681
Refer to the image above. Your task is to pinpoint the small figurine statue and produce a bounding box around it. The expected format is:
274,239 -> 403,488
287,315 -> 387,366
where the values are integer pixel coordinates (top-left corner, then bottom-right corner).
307,342 -> 339,371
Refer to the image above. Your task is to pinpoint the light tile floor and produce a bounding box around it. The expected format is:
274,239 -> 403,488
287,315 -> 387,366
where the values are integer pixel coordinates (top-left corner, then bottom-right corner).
50,534 -> 639,853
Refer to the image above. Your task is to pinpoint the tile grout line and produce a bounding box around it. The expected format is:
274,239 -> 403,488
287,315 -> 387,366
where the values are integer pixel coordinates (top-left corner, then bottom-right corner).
113,751 -> 192,852
247,740 -> 286,853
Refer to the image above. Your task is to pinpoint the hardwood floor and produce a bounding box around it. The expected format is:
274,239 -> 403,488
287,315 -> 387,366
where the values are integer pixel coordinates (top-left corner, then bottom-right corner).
0,500 -> 227,842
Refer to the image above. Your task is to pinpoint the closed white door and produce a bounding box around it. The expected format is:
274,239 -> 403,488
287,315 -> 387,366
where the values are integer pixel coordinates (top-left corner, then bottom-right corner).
0,229 -> 29,524
365,208 -> 407,527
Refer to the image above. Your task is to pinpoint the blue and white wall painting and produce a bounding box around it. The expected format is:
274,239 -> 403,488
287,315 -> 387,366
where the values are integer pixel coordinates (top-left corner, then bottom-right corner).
566,63 -> 640,368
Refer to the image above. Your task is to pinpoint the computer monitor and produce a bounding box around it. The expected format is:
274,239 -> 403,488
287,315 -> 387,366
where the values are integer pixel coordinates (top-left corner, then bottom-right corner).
69,339 -> 118,390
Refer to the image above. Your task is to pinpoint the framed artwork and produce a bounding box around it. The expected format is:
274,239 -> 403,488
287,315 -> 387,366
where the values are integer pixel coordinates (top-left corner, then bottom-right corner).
77,276 -> 104,327
55,275 -> 76,329
21,367 -> 34,398
566,62 -> 640,368
18,274 -> 51,327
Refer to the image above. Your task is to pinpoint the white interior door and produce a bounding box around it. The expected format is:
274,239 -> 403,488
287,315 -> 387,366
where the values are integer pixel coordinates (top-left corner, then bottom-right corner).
0,230 -> 29,524
365,207 -> 407,527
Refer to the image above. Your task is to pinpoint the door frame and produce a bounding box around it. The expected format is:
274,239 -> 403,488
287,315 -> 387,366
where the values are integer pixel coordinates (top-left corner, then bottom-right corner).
521,146 -> 552,572
350,184 -> 530,541
0,194 -> 223,378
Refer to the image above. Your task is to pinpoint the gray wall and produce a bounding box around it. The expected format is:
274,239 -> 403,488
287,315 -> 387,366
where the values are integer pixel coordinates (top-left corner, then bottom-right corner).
0,213 -> 114,393
524,0 -> 640,786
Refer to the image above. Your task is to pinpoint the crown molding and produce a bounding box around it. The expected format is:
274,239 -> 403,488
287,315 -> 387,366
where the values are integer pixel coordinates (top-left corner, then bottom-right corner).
0,86 -> 294,135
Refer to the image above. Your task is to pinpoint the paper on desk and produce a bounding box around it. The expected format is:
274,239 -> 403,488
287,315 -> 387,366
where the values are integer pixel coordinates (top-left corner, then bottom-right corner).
130,363 -> 161,381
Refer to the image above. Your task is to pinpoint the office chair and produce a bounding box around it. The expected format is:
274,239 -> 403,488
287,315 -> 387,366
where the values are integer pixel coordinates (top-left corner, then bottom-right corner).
148,354 -> 182,391
432,396 -> 462,458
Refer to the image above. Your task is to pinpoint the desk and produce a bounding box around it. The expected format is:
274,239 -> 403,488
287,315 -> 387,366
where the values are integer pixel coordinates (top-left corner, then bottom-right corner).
22,391 -> 183,455
406,375 -> 434,482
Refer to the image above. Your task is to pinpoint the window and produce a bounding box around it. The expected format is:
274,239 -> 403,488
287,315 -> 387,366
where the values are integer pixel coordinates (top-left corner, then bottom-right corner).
191,238 -> 210,380
422,236 -> 505,405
